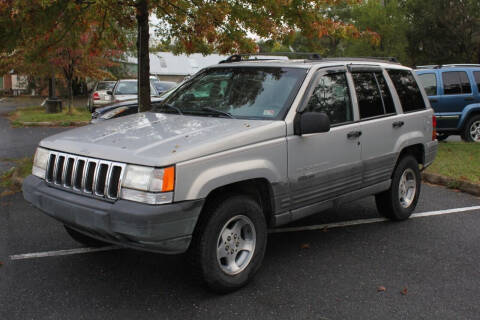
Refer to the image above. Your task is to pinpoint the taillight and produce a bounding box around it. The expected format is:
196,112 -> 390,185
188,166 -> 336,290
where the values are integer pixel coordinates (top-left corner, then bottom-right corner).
432,115 -> 437,141
93,92 -> 100,100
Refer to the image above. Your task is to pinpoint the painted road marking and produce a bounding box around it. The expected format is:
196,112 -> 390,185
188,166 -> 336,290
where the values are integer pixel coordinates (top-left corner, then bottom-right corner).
9,205 -> 480,261
9,245 -> 121,261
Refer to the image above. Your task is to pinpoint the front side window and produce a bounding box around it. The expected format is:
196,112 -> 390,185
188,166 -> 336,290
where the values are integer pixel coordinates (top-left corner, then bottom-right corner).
352,72 -> 390,119
418,73 -> 437,96
387,69 -> 426,112
442,71 -> 471,95
161,67 -> 306,120
304,72 -> 353,125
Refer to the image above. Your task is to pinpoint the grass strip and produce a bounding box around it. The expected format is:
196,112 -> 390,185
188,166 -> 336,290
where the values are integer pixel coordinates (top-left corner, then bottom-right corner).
8,106 -> 90,127
0,157 -> 33,196
426,142 -> 480,184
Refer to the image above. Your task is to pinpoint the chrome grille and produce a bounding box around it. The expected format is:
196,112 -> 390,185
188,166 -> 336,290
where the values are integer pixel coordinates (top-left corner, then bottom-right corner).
45,151 -> 125,200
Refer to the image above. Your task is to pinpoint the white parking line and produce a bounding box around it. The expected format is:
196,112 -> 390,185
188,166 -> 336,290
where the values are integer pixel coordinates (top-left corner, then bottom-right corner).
9,205 -> 480,261
9,245 -> 121,261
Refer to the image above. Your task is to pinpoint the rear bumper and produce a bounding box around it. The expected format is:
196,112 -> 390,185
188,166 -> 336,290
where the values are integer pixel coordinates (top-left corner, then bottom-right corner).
424,140 -> 438,168
22,175 -> 204,254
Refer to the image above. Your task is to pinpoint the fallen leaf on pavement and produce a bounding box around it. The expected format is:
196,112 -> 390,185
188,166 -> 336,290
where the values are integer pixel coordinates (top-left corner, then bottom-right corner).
377,286 -> 386,292
401,287 -> 408,295
300,243 -> 310,249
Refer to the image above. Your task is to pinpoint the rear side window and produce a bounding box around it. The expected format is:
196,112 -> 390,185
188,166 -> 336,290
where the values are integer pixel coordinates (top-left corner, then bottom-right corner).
418,73 -> 437,96
387,69 -> 426,112
304,72 -> 353,125
442,71 -> 471,95
352,72 -> 395,119
474,71 -> 480,92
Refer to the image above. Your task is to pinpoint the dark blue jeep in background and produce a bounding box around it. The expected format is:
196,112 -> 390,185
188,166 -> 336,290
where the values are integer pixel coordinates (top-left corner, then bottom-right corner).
415,65 -> 480,142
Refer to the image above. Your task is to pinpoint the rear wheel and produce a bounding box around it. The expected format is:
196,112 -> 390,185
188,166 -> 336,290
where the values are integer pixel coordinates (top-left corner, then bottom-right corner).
189,194 -> 267,293
462,115 -> 480,142
375,155 -> 421,221
64,225 -> 108,247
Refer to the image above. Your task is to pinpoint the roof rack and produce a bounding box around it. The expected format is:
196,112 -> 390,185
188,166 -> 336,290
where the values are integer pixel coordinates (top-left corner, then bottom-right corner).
219,53 -> 400,64
416,64 -> 480,69
219,52 -> 322,64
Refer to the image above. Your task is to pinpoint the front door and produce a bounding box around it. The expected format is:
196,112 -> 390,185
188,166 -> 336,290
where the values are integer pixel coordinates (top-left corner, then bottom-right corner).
287,68 -> 362,211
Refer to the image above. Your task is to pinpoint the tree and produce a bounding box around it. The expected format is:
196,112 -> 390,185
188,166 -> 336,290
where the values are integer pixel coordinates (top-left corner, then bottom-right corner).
133,0 -> 374,112
404,0 -> 480,65
0,1 -> 135,111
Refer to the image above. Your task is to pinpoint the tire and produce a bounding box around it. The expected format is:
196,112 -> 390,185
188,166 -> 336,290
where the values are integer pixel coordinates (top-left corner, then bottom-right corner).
64,225 -> 109,247
436,133 -> 449,142
188,194 -> 267,293
461,115 -> 480,142
375,155 -> 421,221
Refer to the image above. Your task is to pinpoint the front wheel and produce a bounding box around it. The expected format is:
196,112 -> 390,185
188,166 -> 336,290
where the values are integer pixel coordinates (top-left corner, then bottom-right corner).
189,194 -> 267,293
462,115 -> 480,142
375,155 -> 421,221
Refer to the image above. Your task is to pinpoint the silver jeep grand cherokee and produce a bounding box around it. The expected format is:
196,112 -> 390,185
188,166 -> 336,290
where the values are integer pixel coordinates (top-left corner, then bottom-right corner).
23,55 -> 438,292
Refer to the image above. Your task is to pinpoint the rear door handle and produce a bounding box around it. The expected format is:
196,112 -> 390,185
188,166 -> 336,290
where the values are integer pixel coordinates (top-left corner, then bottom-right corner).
393,121 -> 405,128
347,131 -> 362,139
430,99 -> 438,103
465,97 -> 475,101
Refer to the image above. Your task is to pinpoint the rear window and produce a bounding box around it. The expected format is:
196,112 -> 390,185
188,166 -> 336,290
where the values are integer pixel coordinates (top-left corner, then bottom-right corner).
474,71 -> 480,92
352,72 -> 396,119
96,82 -> 115,91
442,71 -> 471,95
387,69 -> 426,112
418,73 -> 437,96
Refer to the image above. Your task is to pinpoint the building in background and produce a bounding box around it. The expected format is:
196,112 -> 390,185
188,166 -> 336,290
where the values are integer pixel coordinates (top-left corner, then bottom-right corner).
147,52 -> 228,82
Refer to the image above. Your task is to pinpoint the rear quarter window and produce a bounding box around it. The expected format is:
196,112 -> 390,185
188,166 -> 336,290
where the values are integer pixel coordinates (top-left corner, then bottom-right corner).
387,69 -> 426,113
473,71 -> 480,92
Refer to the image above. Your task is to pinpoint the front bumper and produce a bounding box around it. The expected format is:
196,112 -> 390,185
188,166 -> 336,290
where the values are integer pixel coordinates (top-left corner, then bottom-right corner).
22,175 -> 204,254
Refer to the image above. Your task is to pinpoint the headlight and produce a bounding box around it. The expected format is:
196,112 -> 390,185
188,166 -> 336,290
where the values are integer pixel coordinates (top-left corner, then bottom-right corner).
120,165 -> 175,204
32,147 -> 49,179
100,106 -> 129,120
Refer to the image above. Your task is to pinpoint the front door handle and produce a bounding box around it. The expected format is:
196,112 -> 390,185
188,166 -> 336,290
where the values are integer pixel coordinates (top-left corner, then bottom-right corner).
430,99 -> 438,103
393,121 -> 405,128
465,97 -> 475,101
347,131 -> 362,139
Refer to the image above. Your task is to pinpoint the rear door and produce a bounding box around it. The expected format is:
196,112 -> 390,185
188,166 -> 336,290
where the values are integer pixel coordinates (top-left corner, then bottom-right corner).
287,67 -> 362,210
349,66 -> 402,187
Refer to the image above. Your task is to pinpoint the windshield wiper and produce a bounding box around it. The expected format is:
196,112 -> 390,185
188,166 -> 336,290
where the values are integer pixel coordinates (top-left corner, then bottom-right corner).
201,107 -> 235,119
158,103 -> 183,115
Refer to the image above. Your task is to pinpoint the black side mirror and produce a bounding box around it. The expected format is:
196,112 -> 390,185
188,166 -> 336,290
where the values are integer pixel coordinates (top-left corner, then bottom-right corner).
294,112 -> 330,135
106,90 -> 113,95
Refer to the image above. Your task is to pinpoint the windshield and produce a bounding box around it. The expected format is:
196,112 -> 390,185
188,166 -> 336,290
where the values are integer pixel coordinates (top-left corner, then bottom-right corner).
96,82 -> 116,91
160,67 -> 306,120
153,81 -> 176,93
115,81 -> 137,95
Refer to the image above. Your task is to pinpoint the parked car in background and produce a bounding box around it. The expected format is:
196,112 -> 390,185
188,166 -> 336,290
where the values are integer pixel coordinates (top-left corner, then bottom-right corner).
24,55 -> 437,292
87,81 -> 116,112
150,78 -> 177,94
108,79 -> 160,103
415,64 -> 480,142
91,84 -> 180,123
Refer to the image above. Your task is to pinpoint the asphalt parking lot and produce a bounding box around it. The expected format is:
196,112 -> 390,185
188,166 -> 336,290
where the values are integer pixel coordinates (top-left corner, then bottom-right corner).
1,100 -> 479,319
1,183 -> 480,320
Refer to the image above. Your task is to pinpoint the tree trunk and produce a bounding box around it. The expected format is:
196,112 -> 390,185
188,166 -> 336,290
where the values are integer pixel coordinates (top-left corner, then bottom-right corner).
136,0 -> 151,112
68,77 -> 73,113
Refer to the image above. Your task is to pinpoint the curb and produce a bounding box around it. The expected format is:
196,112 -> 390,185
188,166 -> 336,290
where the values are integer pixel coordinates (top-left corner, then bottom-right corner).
422,172 -> 480,197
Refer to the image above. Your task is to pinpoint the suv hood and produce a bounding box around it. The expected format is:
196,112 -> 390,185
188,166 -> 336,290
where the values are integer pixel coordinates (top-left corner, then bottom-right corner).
40,112 -> 286,167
